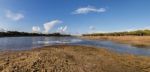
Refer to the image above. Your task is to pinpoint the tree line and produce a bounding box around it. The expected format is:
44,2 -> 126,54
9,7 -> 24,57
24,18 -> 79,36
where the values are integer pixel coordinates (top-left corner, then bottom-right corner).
0,31 -> 71,37
83,30 -> 150,36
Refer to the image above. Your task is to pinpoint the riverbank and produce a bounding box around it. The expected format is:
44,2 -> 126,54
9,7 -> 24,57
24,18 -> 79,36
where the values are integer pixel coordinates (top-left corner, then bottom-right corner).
81,36 -> 150,48
0,45 -> 150,72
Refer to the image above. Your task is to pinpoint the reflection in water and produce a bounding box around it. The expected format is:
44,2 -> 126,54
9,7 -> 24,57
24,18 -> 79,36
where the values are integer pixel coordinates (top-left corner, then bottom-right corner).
0,37 -> 150,56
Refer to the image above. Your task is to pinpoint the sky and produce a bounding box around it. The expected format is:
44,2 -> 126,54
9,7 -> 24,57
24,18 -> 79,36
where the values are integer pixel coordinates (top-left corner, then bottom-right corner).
0,0 -> 150,34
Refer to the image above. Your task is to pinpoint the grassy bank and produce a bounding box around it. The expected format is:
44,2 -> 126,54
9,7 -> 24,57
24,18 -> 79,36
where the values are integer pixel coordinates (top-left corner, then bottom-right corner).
0,45 -> 150,72
81,36 -> 150,47
83,30 -> 150,36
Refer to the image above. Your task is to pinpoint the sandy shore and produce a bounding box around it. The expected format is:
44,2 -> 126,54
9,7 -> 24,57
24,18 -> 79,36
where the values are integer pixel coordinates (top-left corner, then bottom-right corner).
81,36 -> 150,47
0,45 -> 150,72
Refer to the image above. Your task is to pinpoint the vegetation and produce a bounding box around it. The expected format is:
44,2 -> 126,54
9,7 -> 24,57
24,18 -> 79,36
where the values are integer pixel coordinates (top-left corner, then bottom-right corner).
82,30 -> 150,47
0,31 -> 71,37
83,30 -> 150,36
81,36 -> 150,47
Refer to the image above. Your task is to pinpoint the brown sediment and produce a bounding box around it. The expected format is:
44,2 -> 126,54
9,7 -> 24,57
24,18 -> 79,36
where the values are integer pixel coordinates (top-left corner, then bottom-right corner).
0,45 -> 150,72
81,36 -> 150,48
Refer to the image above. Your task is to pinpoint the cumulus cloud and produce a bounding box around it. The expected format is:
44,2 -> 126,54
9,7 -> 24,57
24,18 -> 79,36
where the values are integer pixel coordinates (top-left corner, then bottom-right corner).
32,26 -> 40,33
73,6 -> 106,14
57,26 -> 68,33
44,20 -> 62,33
5,10 -> 24,21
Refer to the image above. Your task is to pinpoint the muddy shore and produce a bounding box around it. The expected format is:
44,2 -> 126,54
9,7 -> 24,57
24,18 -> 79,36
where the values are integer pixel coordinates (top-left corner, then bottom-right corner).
0,45 -> 150,72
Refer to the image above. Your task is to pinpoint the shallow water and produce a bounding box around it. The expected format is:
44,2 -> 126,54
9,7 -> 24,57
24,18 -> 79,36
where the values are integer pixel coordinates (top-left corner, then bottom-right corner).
0,37 -> 150,56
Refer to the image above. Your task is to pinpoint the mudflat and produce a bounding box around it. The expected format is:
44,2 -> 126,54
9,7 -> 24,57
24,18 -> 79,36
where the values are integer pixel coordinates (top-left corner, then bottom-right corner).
0,45 -> 150,72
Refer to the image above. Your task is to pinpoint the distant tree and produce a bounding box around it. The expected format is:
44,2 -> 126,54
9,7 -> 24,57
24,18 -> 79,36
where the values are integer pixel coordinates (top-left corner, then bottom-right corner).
0,31 -> 71,37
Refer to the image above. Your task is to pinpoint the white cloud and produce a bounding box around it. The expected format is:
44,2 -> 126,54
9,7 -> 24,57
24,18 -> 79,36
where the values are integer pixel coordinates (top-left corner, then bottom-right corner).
125,27 -> 150,32
88,26 -> 96,33
0,28 -> 6,32
89,26 -> 95,30
44,20 -> 62,33
62,26 -> 67,32
5,10 -> 24,21
73,6 -> 106,14
32,26 -> 40,33
57,26 -> 67,33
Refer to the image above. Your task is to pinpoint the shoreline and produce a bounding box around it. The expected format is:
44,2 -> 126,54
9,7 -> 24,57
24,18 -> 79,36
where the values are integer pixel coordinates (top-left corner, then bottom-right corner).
81,36 -> 150,48
0,45 -> 150,72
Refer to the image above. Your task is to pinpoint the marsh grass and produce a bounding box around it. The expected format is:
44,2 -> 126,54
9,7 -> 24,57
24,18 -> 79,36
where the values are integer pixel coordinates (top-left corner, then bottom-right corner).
81,36 -> 150,47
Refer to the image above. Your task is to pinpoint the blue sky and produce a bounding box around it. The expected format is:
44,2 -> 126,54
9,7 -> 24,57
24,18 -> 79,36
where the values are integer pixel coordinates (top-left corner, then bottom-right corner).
0,0 -> 150,34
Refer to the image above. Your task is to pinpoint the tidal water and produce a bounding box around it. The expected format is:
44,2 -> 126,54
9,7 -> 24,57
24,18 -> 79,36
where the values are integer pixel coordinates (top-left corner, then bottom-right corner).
0,37 -> 150,56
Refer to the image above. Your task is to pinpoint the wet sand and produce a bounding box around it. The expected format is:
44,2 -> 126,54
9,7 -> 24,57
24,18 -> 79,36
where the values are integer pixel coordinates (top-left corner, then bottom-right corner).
0,45 -> 150,72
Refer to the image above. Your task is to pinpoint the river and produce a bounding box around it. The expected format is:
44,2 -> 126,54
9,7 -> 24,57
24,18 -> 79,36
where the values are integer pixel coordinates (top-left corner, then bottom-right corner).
0,37 -> 150,56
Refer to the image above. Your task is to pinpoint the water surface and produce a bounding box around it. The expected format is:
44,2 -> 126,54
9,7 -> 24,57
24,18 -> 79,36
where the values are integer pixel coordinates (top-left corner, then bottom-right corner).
0,37 -> 150,56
